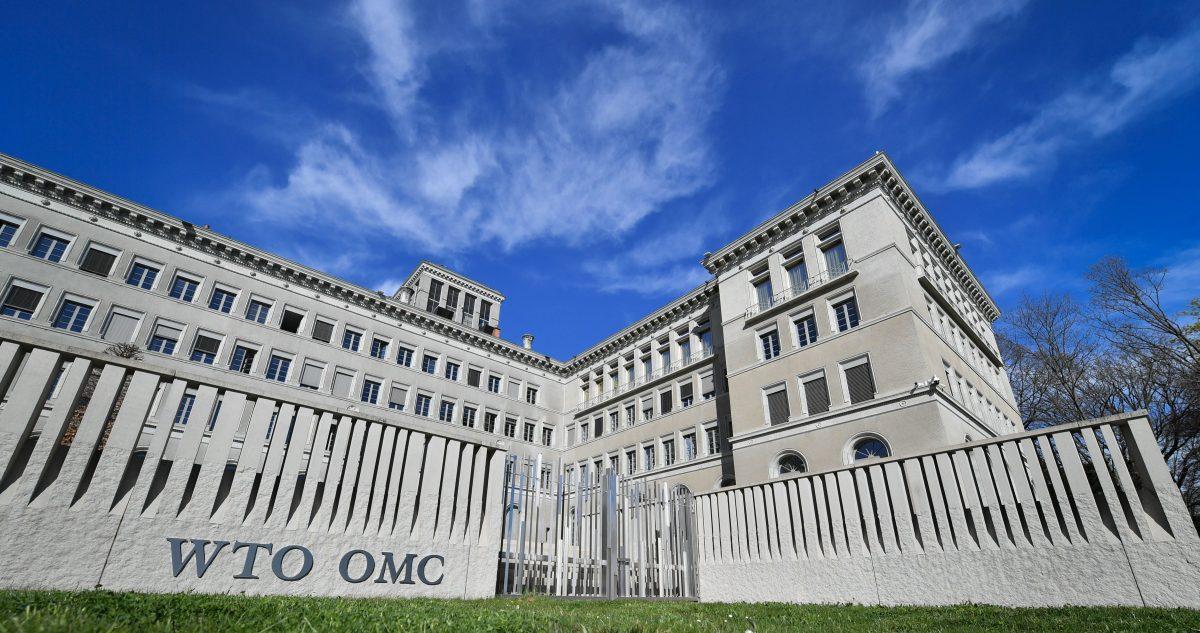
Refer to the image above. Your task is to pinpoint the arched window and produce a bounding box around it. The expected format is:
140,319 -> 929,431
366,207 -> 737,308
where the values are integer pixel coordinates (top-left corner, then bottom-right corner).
771,451 -> 807,478
849,435 -> 890,462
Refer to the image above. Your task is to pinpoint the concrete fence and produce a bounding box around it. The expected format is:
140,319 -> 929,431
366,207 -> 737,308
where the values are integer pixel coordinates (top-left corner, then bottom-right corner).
0,335 -> 507,598
693,412 -> 1200,607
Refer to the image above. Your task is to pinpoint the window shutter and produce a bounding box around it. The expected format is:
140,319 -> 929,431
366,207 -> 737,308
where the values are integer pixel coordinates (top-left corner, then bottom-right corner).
312,320 -> 333,342
766,390 -> 790,425
154,323 -> 183,342
5,286 -> 42,312
79,249 -> 117,276
102,311 -> 140,343
804,377 -> 830,414
300,363 -> 323,389
701,373 -> 714,396
390,384 -> 407,406
467,368 -> 481,387
194,335 -> 221,355
507,381 -> 520,398
679,383 -> 693,402
332,372 -> 353,398
845,362 -> 876,404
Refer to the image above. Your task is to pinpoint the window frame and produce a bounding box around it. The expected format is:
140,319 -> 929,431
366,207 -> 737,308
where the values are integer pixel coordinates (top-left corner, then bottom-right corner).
100,305 -> 144,344
51,293 -> 98,333
839,354 -> 876,405
76,241 -> 121,277
29,226 -> 75,263
167,270 -> 204,303
207,284 -> 240,314
299,359 -> 326,390
124,257 -> 163,291
264,352 -> 294,383
757,326 -> 782,361
0,211 -> 26,249
278,305 -> 307,334
0,278 -> 49,321
146,318 -> 186,356
189,330 -> 225,365
244,295 -> 274,325
761,382 -> 790,427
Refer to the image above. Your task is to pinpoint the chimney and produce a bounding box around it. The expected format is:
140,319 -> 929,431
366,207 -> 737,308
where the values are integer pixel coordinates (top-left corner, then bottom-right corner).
522,333 -> 534,350
397,286 -> 414,304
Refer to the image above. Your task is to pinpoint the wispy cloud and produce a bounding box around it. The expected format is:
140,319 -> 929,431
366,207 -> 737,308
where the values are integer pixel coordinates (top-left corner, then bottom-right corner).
1157,245 -> 1200,307
984,265 -> 1043,295
941,22 -> 1200,190
861,0 -> 1027,116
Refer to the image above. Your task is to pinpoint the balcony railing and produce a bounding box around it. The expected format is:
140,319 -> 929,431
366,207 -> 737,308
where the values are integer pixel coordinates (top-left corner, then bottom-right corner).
574,346 -> 715,412
745,260 -> 854,319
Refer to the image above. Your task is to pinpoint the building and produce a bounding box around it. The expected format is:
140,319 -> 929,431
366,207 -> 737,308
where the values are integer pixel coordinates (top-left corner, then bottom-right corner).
0,150 -> 1019,496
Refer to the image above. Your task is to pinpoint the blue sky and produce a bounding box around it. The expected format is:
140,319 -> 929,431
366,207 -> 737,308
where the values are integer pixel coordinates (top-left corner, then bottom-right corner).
3,0 -> 1199,359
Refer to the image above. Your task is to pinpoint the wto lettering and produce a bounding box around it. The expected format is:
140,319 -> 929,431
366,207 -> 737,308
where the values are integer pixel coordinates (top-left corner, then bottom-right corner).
167,538 -> 445,586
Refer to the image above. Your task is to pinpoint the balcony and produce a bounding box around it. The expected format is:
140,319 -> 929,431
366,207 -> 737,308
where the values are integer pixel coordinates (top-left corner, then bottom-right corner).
573,345 -> 715,413
744,260 -> 855,322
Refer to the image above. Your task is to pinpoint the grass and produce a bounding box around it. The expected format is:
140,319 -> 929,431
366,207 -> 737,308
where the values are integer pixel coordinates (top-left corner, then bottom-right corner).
0,590 -> 1198,632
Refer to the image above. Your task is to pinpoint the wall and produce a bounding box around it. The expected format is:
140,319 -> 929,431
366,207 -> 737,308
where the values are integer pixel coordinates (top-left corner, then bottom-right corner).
694,412 -> 1200,608
0,333 -> 507,598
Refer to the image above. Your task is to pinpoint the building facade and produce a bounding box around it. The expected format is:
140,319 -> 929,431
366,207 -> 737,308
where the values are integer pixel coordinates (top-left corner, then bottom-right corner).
0,151 -> 1018,495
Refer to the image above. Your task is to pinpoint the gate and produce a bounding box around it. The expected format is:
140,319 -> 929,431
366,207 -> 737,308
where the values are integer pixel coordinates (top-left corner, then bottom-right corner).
497,456 -> 697,598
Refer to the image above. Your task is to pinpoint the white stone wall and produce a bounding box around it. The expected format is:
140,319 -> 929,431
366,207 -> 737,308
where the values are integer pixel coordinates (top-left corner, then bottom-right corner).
693,412 -> 1200,608
0,336 -> 507,598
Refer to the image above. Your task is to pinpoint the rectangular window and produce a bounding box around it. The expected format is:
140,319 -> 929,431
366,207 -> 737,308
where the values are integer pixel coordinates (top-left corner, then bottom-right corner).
279,309 -> 304,333
461,406 -> 477,427
396,346 -> 414,367
644,445 -> 656,470
444,361 -> 460,381
467,367 -> 481,387
173,393 -> 196,426
699,329 -> 713,354
311,319 -> 335,343
765,387 -> 790,426
0,219 -> 18,248
169,274 -> 200,302
31,232 -> 69,262
341,328 -> 362,352
679,381 -> 694,407
483,412 -> 497,433
844,358 -> 876,404
820,227 -> 848,274
609,411 -> 619,433
445,287 -> 460,309
679,339 -> 692,363
148,322 -> 182,355
593,417 -> 604,438
79,246 -> 118,276
753,275 -> 773,310
642,399 -> 653,422
414,393 -> 432,417
126,262 -> 160,290
478,300 -> 493,330
580,422 -> 590,442
300,362 -> 324,389
229,345 -> 257,374
626,450 -> 637,474
438,399 -> 455,422
832,297 -> 860,332
426,279 -> 443,313
659,390 -> 673,415
802,372 -> 831,414
542,427 -> 553,446
523,422 -> 535,443
53,300 -> 92,333
101,309 -> 141,343
4,284 -> 45,320
245,299 -> 271,324
526,386 -> 538,404
663,439 -> 676,466
462,294 -> 476,319
209,287 -> 237,313
641,356 -> 652,379
795,314 -> 818,347
624,405 -> 635,427
190,333 -> 221,364
332,371 -> 354,398
504,417 -> 517,438
706,427 -> 719,455
421,355 -> 438,374
487,375 -> 501,393
370,338 -> 388,359
625,364 -> 635,384
786,258 -> 808,292
683,433 -> 697,460
506,379 -> 520,399
760,329 -> 781,360
265,355 -> 291,382
388,384 -> 408,411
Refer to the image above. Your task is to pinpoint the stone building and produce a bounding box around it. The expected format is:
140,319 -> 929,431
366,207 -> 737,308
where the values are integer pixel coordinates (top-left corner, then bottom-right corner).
0,150 -> 1018,494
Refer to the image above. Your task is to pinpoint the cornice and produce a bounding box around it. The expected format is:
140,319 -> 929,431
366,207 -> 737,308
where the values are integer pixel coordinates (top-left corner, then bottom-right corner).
403,260 -> 505,303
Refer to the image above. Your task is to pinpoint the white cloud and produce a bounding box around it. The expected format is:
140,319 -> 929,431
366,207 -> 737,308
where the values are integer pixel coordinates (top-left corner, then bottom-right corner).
861,0 -> 1027,115
942,23 -> 1200,190
984,265 -> 1041,295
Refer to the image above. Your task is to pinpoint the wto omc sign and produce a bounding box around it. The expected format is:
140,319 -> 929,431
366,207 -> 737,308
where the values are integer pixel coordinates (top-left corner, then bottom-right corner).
167,538 -> 445,586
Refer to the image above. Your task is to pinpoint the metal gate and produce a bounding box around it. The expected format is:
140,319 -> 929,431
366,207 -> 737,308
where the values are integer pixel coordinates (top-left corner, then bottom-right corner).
497,456 -> 697,598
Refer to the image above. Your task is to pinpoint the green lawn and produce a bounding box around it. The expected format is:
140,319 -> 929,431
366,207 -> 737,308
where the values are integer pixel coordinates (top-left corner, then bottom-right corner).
0,590 -> 1198,632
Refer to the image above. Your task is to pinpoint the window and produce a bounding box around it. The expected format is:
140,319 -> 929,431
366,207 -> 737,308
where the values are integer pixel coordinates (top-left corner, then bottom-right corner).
0,218 -> 19,248
626,450 -> 637,474
705,427 -> 719,455
245,298 -> 272,324
698,328 -> 713,354
608,411 -> 619,433
190,333 -> 222,364
438,399 -> 455,422
478,300 -> 493,329
580,422 -> 590,442
414,393 -> 432,417
487,375 -> 501,393
764,386 -> 790,426
341,328 -> 362,352
388,384 -> 408,411
467,367 -> 482,387
625,364 -> 635,384
593,416 -> 603,438
30,232 -> 70,262
483,412 -> 497,433
526,386 -> 538,404
421,355 -> 438,374
832,296 -> 860,332
643,445 -> 656,470
1,284 -> 44,321
370,338 -> 388,359
760,329 -> 781,360
773,451 -> 807,477
624,404 -> 636,427
445,287 -> 460,309
462,294 -> 476,320
209,287 -> 237,313
843,357 -> 876,404
229,345 -> 257,374
506,378 -> 520,399
332,370 -> 354,398
101,308 -> 141,343
700,373 -> 715,400
683,433 -> 697,460
659,347 -> 671,371
795,314 -> 818,347
679,339 -> 692,363
148,322 -> 182,355
311,319 -> 335,343
504,417 -> 517,438
426,279 -> 443,313
541,427 -> 553,446
462,406 -> 477,427
641,355 -> 652,379
786,258 -> 808,292
663,439 -> 676,466
523,422 -> 535,443
53,300 -> 92,333
126,262 -> 160,290
659,390 -> 673,415
279,309 -> 304,333
300,362 -> 324,390
444,361 -> 460,381
173,393 -> 196,426
753,274 -> 773,310
801,371 -> 831,414
851,436 -> 890,462
265,355 -> 291,382
169,274 -> 200,302
396,345 -> 415,366
78,245 -> 118,276
679,381 -> 694,407
642,398 -> 653,422
819,226 -> 848,274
